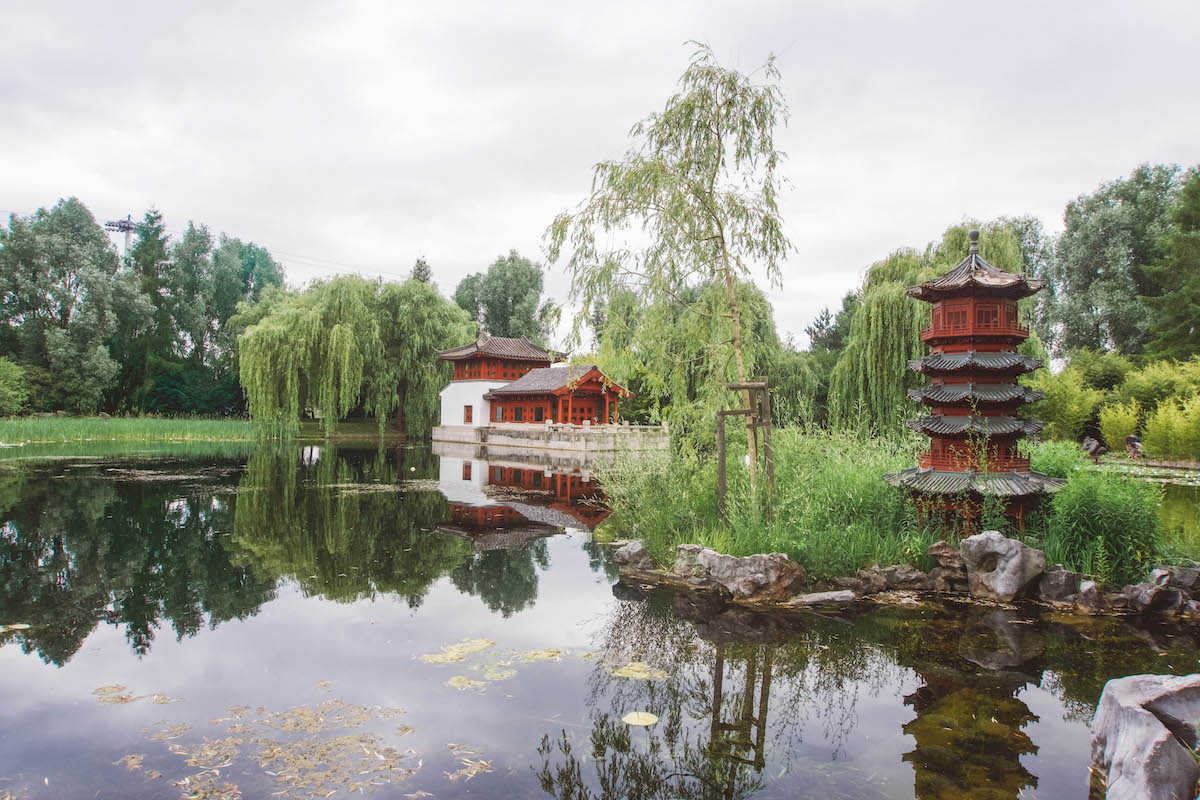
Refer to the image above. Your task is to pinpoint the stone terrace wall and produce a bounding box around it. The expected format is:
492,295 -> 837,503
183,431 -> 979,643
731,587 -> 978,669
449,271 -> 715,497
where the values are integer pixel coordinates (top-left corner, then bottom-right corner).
432,422 -> 669,453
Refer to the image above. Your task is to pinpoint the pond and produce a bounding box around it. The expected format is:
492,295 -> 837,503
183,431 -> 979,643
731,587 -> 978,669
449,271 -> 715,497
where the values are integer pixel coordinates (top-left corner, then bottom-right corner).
2,442 -> 1199,800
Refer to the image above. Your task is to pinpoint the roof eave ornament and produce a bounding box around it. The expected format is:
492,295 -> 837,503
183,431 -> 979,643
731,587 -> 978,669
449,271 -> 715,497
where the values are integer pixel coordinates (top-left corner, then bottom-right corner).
968,228 -> 980,257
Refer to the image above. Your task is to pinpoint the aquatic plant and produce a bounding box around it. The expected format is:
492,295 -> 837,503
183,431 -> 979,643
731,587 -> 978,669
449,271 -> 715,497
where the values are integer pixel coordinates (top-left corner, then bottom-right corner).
0,415 -> 262,444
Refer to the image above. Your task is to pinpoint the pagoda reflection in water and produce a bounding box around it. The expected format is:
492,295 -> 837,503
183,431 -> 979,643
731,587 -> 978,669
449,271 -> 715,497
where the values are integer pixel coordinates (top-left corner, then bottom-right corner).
434,442 -> 610,552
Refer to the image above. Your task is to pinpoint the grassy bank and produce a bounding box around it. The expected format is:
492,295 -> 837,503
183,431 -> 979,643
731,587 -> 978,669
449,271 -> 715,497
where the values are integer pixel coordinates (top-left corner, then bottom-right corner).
599,430 -> 1185,585
0,416 -> 263,444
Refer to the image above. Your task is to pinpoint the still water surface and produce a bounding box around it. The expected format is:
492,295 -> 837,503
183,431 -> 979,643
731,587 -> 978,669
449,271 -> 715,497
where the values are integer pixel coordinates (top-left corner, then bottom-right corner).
2,443 -> 1199,799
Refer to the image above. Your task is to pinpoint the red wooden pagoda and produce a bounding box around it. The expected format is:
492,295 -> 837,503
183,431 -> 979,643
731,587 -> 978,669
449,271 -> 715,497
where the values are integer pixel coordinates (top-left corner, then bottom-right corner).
884,229 -> 1063,529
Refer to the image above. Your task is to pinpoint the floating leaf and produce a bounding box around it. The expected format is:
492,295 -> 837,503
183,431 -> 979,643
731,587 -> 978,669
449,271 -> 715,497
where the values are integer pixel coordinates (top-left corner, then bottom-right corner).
482,665 -> 517,681
151,693 -> 183,704
445,676 -> 486,691
517,648 -> 564,663
445,757 -> 492,781
93,685 -> 128,696
611,662 -> 668,680
622,711 -> 659,726
115,754 -> 144,770
315,680 -> 333,691
419,638 -> 495,664
0,623 -> 31,633
99,694 -> 139,704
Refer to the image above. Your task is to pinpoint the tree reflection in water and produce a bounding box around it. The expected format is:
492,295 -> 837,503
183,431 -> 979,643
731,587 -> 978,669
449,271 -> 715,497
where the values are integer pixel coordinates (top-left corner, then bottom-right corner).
0,457 -> 274,665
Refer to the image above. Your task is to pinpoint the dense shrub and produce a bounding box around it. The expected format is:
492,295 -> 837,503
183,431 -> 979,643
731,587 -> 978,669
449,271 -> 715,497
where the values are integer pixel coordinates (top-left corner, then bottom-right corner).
1044,470 -> 1162,586
1025,368 -> 1104,441
1098,399 -> 1141,453
0,358 -> 28,416
1116,358 -> 1200,411
1141,395 -> 1200,461
1023,439 -> 1087,478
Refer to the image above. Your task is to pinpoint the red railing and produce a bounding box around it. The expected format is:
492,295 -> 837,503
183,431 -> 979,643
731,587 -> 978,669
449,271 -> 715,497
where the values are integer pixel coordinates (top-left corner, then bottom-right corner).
918,450 -> 1031,472
921,321 -> 1030,342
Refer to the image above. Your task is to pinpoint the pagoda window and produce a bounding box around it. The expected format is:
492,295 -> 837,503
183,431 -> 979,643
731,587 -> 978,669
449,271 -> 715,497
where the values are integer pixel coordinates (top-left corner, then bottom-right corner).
1005,301 -> 1019,327
944,307 -> 968,329
534,406 -> 544,422
514,406 -> 524,422
976,304 -> 999,329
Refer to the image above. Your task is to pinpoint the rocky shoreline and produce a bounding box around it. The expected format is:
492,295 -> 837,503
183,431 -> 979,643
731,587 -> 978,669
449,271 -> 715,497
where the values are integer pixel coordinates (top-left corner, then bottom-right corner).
608,532 -> 1200,618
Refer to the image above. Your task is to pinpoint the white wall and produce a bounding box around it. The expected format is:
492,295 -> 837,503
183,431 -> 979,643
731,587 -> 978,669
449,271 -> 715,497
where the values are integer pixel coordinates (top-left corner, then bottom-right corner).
438,380 -> 506,427
437,455 -> 496,506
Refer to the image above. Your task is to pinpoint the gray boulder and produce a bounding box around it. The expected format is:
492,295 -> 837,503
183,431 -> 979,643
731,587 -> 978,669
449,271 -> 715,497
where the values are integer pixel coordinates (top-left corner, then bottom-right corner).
1124,581 -> 1185,615
612,540 -> 657,572
1076,580 -> 1105,613
1161,566 -> 1200,596
1038,567 -> 1083,604
927,540 -> 966,573
696,549 -> 805,602
1091,673 -> 1200,800
672,544 -> 706,578
960,530 -> 1046,602
857,564 -> 929,592
788,590 -> 855,607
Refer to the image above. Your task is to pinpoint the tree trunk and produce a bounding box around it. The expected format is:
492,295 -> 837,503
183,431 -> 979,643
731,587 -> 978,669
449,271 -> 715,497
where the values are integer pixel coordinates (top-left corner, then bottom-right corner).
389,379 -> 408,437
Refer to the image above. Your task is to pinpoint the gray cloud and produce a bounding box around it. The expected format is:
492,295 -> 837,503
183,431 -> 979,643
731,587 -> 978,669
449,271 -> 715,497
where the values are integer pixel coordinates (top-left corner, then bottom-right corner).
3,0 -> 1197,345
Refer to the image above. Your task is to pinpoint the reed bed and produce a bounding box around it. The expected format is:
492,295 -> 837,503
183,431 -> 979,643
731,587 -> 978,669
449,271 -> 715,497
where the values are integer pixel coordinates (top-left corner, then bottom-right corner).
0,416 -> 262,444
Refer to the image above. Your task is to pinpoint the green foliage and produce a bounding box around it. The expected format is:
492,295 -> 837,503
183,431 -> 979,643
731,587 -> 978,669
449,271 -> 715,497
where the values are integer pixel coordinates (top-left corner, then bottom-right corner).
239,276 -> 475,436
1114,357 -> 1200,410
829,221 -> 1027,435
1099,398 -> 1141,452
1023,439 -> 1087,479
599,430 -> 932,579
548,42 -> 791,485
453,250 -> 558,344
1069,348 -> 1135,391
0,416 -> 260,443
1141,395 -> 1200,461
1044,470 -> 1162,585
0,357 -> 29,415
410,256 -> 432,284
1048,163 -> 1180,355
1024,368 -> 1104,441
1145,166 -> 1200,361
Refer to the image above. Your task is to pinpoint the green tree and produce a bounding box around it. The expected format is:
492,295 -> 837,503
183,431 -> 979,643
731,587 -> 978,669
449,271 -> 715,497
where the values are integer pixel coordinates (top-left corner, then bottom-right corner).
1145,166 -> 1200,360
453,250 -> 558,343
548,42 -> 791,490
0,357 -> 28,415
410,256 -> 432,283
1049,164 -> 1180,355
828,222 -> 1028,436
239,276 -> 475,436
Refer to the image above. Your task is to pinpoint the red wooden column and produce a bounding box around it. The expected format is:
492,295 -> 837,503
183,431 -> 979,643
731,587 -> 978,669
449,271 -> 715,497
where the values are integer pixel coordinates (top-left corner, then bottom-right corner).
604,392 -> 610,424
614,395 -> 619,422
568,392 -> 574,426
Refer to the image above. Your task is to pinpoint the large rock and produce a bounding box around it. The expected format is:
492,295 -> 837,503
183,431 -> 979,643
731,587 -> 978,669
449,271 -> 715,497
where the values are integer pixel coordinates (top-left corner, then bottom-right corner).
1076,580 -> 1105,613
672,544 -> 706,578
612,540 -> 657,572
857,564 -> 929,593
788,590 -> 855,607
1091,673 -> 1200,800
928,540 -> 966,573
696,549 -> 805,602
959,530 -> 1046,602
1124,581 -> 1185,615
1038,567 -> 1083,604
1163,566 -> 1200,595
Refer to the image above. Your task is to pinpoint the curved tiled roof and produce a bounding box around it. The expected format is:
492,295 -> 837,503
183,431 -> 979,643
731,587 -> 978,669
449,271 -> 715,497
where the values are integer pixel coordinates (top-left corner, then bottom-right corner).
909,351 -> 1044,375
906,232 -> 1046,303
437,334 -> 562,362
905,415 -> 1044,436
883,467 -> 1064,497
483,365 -> 631,398
907,383 -> 1042,405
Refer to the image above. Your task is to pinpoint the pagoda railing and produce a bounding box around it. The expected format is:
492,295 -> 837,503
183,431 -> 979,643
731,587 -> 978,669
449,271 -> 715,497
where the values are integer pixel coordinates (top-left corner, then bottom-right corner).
918,450 -> 1031,472
920,321 -> 1030,342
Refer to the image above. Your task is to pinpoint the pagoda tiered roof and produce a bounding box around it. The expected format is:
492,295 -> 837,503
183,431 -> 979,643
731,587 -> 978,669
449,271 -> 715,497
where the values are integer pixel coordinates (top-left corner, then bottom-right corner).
909,351 -> 1043,375
906,249 -> 1046,303
905,415 -> 1044,437
906,383 -> 1042,405
436,334 -> 563,363
885,468 -> 1064,497
482,365 -> 631,399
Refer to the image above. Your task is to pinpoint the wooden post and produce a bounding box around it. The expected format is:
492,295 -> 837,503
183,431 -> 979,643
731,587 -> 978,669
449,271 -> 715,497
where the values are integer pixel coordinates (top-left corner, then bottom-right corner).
614,395 -> 619,422
568,392 -> 573,426
604,392 -> 610,424
716,414 -> 727,519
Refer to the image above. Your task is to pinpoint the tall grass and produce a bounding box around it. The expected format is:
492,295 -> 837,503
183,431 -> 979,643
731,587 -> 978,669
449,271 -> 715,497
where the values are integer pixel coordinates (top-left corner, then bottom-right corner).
0,416 -> 263,444
1041,470 -> 1162,586
600,429 -> 936,579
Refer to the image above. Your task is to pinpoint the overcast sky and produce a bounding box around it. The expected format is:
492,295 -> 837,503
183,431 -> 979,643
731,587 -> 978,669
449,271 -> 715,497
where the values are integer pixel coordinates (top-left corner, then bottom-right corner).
3,0 -> 1197,348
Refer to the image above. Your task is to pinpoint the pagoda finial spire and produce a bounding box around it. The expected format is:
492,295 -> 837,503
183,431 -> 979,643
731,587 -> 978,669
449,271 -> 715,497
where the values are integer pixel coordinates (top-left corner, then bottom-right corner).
968,228 -> 980,255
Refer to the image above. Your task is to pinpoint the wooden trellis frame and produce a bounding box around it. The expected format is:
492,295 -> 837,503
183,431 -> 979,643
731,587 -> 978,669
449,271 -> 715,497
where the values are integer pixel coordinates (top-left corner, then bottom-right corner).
716,376 -> 775,518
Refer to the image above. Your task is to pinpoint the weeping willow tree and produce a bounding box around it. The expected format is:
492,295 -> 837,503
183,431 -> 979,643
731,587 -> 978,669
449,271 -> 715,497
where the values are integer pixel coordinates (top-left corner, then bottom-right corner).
588,280 -> 784,453
547,42 -> 791,490
828,222 -> 1028,436
237,276 -> 475,436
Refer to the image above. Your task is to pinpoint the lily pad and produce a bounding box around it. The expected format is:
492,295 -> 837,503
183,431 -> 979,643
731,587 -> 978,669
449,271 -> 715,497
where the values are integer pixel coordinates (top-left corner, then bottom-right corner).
517,647 -> 564,662
622,711 -> 659,726
93,685 -> 128,696
611,662 -> 668,680
419,638 -> 495,664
